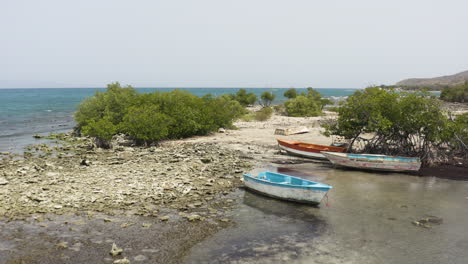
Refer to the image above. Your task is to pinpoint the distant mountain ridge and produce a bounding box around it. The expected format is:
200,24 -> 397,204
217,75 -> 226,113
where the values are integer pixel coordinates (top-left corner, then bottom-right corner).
396,70 -> 468,88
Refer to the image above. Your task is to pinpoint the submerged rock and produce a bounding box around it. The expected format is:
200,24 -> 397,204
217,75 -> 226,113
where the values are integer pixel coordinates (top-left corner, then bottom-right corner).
134,255 -> 147,262
186,214 -> 203,222
80,159 -> 91,166
110,243 -> 123,256
114,257 -> 130,264
412,216 -> 443,228
158,216 -> 170,221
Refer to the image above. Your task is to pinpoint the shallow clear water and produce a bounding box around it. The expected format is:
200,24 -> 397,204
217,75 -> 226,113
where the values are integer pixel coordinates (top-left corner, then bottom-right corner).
185,163 -> 468,264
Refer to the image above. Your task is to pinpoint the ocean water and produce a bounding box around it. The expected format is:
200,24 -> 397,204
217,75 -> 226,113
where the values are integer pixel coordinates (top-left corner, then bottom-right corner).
0,88 -> 358,152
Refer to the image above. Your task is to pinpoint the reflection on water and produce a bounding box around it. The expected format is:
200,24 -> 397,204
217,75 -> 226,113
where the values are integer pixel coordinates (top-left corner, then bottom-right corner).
185,189 -> 329,264
186,163 -> 468,264
242,190 -> 323,220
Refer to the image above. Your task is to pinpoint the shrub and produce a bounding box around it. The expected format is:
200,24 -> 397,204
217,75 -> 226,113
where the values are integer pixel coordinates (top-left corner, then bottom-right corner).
326,106 -> 340,112
440,81 -> 468,102
259,92 -> 276,107
80,118 -> 117,148
75,82 -> 137,129
254,107 -> 273,121
74,84 -> 247,146
284,95 -> 321,117
321,87 -> 460,165
122,105 -> 172,145
234,89 -> 257,106
452,113 -> 468,154
281,88 -> 330,117
273,104 -> 286,115
284,88 -> 297,99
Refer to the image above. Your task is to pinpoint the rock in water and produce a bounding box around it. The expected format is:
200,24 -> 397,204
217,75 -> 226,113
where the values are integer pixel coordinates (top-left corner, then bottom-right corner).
159,216 -> 170,221
80,159 -> 91,166
114,257 -> 130,264
110,243 -> 123,256
186,214 -> 202,221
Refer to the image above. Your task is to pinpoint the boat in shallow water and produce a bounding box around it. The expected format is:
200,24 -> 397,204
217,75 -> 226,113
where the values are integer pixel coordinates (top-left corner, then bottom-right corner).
243,171 -> 332,205
277,139 -> 347,160
321,151 -> 421,172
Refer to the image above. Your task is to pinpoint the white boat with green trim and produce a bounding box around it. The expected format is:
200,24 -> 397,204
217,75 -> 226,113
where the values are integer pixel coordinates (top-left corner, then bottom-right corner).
321,151 -> 421,172
243,172 -> 332,205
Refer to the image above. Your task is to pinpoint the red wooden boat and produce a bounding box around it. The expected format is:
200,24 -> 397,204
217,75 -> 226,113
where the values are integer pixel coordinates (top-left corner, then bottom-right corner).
277,139 -> 347,160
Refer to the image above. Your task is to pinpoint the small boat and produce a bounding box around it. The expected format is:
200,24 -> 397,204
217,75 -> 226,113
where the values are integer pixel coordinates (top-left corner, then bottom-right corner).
277,139 -> 347,160
274,126 -> 310,136
243,171 -> 332,205
321,151 -> 421,172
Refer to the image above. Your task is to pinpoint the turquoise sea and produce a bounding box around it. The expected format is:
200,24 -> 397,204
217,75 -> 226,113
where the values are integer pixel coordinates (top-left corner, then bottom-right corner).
0,88 -> 358,152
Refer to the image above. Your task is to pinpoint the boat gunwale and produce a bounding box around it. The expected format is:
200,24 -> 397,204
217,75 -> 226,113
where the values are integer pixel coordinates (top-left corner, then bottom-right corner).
321,151 -> 421,163
243,172 -> 332,191
277,139 -> 347,153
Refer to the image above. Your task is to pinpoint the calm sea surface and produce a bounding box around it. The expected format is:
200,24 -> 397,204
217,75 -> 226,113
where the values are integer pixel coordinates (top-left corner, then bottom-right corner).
0,88 -> 358,152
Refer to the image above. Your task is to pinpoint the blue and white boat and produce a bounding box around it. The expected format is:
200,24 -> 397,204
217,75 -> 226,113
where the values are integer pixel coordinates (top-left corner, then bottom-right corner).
321,151 -> 421,172
243,172 -> 332,205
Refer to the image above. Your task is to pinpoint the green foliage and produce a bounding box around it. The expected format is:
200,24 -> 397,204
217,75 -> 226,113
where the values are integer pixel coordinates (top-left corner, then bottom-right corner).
282,88 -> 330,117
284,95 -> 321,117
200,95 -> 247,131
233,89 -> 257,106
440,81 -> 468,102
283,88 -> 297,99
322,87 -> 460,165
80,118 -> 117,148
452,113 -> 468,152
326,106 -> 340,112
122,105 -> 171,145
273,104 -> 286,115
259,92 -> 276,107
75,82 -> 137,129
81,118 -> 117,141
254,107 -> 273,121
75,84 -> 247,146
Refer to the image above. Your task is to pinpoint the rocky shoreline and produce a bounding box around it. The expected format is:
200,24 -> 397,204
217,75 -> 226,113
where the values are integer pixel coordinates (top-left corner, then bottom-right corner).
0,133 -> 261,263
1,109 -> 467,263
0,134 -> 255,221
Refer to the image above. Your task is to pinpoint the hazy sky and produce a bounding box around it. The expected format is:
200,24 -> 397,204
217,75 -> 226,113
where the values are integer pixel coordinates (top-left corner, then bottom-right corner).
2,0 -> 468,88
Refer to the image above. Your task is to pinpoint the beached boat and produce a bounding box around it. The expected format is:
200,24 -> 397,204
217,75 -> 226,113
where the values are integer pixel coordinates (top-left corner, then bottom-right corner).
274,126 -> 310,136
321,151 -> 421,172
277,139 -> 347,160
243,171 -> 332,205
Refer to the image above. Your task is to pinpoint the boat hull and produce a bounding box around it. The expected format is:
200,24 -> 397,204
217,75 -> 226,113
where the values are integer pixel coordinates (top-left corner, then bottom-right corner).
243,173 -> 331,205
278,144 -> 327,159
321,152 -> 421,172
277,139 -> 347,160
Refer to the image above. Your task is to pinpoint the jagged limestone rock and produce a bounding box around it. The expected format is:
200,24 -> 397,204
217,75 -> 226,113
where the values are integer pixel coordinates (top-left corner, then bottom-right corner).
110,243 -> 123,256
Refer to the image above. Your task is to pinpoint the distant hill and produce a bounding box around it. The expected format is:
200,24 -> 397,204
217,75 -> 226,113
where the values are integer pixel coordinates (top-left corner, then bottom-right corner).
396,70 -> 468,88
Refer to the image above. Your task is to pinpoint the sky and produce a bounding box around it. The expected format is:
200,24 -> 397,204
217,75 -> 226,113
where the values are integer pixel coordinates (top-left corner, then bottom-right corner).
2,0 -> 468,88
